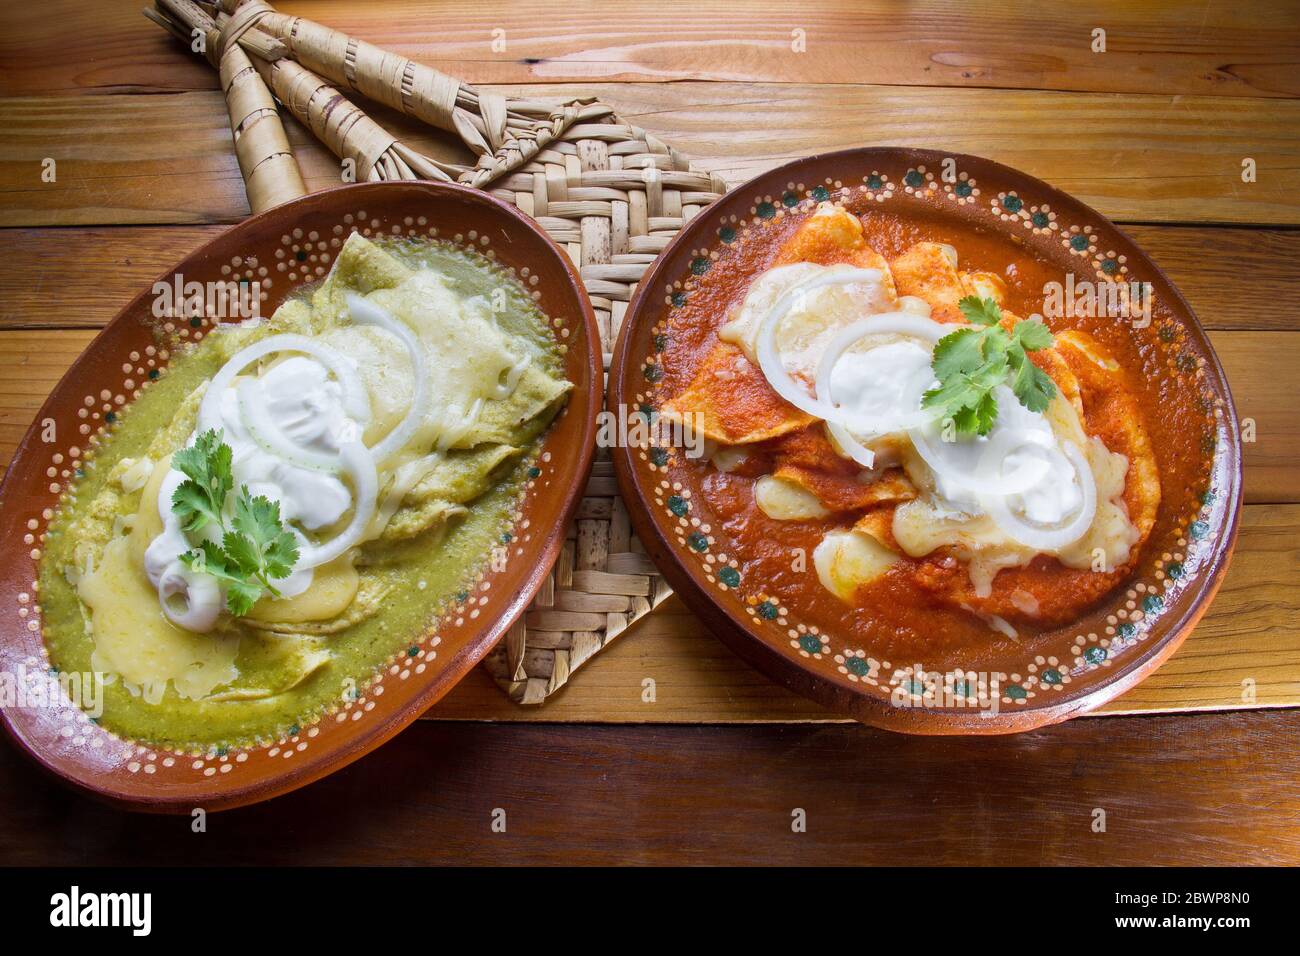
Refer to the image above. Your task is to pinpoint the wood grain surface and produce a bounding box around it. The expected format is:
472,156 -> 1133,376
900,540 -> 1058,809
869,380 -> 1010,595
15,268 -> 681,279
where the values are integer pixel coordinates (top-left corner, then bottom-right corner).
3,84 -> 1297,226
6,1 -> 1299,98
2,712 -> 1297,864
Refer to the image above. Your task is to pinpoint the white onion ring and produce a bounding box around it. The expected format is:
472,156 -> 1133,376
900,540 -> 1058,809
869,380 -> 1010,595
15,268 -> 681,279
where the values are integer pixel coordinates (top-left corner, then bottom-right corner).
198,334 -> 370,438
346,293 -> 430,464
810,311 -> 951,467
755,268 -> 886,423
157,559 -> 223,632
293,440 -> 379,570
982,441 -> 1097,552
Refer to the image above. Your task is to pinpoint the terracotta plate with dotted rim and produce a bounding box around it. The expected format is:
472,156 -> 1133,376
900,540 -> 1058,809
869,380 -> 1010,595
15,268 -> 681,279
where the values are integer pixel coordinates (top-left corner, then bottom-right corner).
0,181 -> 601,809
609,148 -> 1242,734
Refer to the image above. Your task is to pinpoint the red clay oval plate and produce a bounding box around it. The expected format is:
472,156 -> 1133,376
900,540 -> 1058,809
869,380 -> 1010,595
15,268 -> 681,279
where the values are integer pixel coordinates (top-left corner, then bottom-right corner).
0,181 -> 601,808
610,148 -> 1241,734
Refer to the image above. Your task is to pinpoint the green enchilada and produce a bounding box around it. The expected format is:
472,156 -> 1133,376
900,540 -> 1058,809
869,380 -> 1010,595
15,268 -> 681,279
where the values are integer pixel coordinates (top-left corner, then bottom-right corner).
38,233 -> 570,748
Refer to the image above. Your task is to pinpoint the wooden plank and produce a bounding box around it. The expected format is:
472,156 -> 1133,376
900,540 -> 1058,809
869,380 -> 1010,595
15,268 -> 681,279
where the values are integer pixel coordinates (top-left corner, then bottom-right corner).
6,1 -> 1299,99
2,84 -> 1298,227
1209,332 -> 1297,505
0,226 -> 222,329
3,714 -> 1299,864
4,223 -> 1297,331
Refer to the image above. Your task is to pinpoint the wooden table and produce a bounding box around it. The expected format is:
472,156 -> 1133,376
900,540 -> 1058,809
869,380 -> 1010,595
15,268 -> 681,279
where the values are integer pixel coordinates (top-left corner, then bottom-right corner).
1,0 -> 1298,865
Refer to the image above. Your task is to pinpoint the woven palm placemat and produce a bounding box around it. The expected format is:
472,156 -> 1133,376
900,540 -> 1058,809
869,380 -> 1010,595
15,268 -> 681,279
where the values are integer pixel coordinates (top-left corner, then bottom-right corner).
148,0 -> 728,704
476,135 -> 726,703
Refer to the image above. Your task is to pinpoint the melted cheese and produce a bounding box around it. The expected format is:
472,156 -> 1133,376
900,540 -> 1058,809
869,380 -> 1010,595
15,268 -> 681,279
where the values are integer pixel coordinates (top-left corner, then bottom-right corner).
128,452 -> 170,572
755,475 -> 830,520
244,555 -> 360,624
813,529 -> 899,601
79,535 -> 239,705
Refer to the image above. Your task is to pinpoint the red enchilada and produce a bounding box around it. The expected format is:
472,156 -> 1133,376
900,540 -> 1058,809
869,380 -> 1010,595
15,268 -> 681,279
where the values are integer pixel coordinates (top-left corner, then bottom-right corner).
649,195 -> 1208,671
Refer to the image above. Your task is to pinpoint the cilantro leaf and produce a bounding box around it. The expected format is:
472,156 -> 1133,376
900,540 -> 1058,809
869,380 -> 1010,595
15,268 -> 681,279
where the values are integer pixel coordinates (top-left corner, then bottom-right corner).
169,429 -> 232,533
930,326 -> 985,379
223,579 -> 265,619
958,296 -> 1004,327
1010,353 -> 1057,413
169,435 -> 299,619
924,296 -> 1058,436
180,541 -> 244,589
1013,318 -> 1054,351
171,479 -> 223,534
231,487 -> 300,585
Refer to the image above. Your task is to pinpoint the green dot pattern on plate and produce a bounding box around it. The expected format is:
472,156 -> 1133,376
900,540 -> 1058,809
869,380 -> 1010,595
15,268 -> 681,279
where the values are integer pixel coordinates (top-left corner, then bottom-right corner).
667,495 -> 689,517
649,447 -> 668,466
756,201 -> 776,219
1040,669 -> 1061,685
955,180 -> 973,197
643,363 -> 662,382
812,185 -> 830,201
1085,646 -> 1107,664
1003,193 -> 1023,213
690,256 -> 710,276
846,657 -> 870,677
688,532 -> 708,552
1006,684 -> 1027,700
718,566 -> 740,587
904,170 -> 924,188
1070,234 -> 1089,251
758,601 -> 778,620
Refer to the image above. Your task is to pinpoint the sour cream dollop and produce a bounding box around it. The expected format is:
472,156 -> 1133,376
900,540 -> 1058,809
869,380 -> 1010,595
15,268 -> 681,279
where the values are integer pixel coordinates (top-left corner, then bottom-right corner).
751,265 -> 1099,555
144,346 -> 372,632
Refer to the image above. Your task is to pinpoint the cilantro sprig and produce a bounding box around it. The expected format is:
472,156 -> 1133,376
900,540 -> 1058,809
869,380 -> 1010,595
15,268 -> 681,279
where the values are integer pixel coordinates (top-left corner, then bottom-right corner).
170,429 -> 300,617
921,296 -> 1057,436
